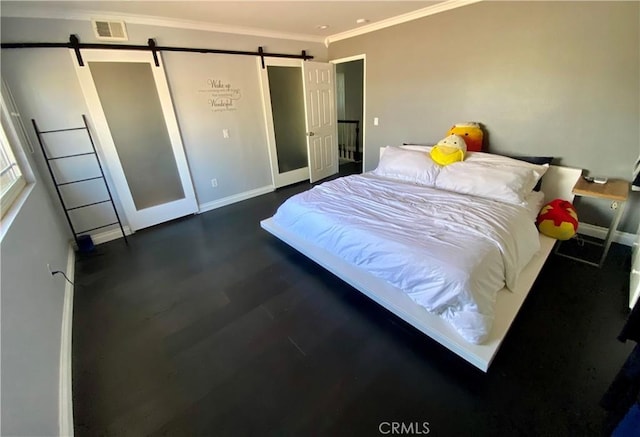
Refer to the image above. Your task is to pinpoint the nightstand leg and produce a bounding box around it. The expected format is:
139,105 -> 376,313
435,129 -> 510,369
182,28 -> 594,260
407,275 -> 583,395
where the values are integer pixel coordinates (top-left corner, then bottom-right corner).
598,200 -> 626,267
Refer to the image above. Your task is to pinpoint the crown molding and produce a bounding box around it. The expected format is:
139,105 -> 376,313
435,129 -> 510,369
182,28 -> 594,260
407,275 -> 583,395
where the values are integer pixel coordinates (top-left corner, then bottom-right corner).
324,0 -> 483,47
0,5 -> 325,44
1,1 -> 482,46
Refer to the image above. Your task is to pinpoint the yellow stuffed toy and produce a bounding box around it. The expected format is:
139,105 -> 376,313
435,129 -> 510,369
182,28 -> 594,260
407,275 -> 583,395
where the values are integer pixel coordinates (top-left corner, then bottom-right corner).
430,134 -> 467,166
446,122 -> 484,152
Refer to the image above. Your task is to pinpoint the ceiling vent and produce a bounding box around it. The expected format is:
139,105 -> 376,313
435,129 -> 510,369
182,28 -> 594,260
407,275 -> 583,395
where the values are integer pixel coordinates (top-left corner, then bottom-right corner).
92,19 -> 128,41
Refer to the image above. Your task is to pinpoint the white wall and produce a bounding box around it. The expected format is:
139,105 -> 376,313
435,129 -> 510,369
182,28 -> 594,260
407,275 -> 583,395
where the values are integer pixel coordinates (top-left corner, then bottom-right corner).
1,143 -> 71,435
329,1 -> 639,233
1,16 -> 327,235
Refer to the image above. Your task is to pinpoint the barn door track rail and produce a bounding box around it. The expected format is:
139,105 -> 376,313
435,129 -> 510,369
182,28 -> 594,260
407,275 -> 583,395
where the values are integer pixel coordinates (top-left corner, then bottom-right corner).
1,34 -> 314,68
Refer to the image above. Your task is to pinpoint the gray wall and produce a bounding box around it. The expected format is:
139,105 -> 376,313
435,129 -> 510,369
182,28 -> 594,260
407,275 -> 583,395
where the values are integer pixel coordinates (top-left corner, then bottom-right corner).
1,16 -> 327,233
329,1 -> 639,232
1,147 -> 71,434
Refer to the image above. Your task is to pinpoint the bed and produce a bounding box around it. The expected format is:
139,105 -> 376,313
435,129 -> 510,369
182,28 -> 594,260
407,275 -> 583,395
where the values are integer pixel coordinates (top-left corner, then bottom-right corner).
261,145 -> 581,371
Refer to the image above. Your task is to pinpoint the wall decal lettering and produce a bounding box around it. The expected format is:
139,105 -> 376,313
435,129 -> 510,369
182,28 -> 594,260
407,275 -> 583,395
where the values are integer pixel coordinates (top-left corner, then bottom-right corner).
199,79 -> 241,112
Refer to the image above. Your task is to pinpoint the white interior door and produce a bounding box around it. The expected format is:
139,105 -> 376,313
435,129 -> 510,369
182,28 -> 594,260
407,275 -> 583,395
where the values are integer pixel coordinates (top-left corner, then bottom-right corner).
303,61 -> 338,183
630,221 -> 640,309
73,49 -> 198,231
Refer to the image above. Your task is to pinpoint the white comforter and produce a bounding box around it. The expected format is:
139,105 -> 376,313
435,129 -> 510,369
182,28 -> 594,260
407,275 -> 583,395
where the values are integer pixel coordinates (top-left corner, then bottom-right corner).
272,174 -> 541,344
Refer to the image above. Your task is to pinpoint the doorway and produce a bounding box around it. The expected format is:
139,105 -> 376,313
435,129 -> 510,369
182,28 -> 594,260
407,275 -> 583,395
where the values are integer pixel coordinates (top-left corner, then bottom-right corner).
259,58 -> 338,188
73,49 -> 198,232
332,55 -> 365,174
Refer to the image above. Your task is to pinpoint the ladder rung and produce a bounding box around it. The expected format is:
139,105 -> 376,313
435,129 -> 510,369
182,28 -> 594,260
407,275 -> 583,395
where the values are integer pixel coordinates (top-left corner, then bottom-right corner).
48,152 -> 95,160
66,200 -> 111,211
57,176 -> 103,186
76,222 -> 119,234
33,116 -> 129,246
39,127 -> 86,134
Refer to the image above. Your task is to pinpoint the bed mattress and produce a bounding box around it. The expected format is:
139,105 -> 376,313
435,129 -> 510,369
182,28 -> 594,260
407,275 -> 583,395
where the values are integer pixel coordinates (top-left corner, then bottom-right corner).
272,173 -> 541,344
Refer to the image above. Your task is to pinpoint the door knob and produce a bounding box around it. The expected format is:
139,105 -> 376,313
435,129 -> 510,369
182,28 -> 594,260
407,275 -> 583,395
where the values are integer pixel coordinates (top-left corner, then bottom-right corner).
307,132 -> 315,136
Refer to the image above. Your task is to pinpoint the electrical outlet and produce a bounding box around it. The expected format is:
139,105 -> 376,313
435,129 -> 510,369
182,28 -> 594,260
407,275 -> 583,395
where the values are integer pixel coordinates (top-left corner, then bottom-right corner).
222,129 -> 229,139
47,263 -> 53,275
211,178 -> 218,188
374,117 -> 379,126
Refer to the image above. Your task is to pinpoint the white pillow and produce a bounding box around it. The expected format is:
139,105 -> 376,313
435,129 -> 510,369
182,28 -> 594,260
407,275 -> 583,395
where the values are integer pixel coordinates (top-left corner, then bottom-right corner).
465,151 -> 549,180
435,161 -> 545,205
524,190 -> 546,221
399,144 -> 433,153
373,146 -> 440,186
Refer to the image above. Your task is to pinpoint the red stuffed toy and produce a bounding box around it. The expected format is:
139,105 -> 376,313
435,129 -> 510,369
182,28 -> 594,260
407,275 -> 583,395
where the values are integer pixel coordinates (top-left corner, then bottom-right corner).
536,199 -> 579,240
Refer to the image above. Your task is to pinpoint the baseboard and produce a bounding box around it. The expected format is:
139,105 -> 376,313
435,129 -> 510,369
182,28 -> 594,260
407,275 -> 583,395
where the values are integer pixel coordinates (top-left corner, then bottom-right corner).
90,225 -> 132,245
198,185 -> 275,213
578,223 -> 635,247
59,245 -> 75,437
81,186 -> 275,244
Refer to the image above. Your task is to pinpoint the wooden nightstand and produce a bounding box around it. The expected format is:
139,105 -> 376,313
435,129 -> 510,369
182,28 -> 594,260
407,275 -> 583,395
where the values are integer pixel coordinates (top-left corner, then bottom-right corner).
555,177 -> 630,267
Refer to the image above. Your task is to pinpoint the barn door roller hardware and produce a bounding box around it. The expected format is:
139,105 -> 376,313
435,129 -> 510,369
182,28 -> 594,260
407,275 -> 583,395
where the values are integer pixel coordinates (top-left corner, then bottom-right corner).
1,34 -> 314,68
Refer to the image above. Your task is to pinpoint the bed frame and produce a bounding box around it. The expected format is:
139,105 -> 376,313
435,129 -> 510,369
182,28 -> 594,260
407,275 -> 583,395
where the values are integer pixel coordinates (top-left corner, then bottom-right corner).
261,147 -> 581,372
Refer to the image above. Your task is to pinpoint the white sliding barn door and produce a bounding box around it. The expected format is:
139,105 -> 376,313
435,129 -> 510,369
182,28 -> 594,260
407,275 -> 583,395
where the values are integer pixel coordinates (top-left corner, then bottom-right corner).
302,62 -> 338,183
73,49 -> 198,231
630,221 -> 640,309
259,58 -> 310,188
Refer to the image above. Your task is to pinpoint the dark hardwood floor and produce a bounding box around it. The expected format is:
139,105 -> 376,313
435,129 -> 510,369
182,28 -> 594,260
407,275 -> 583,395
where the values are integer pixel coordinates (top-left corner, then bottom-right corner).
74,164 -> 634,436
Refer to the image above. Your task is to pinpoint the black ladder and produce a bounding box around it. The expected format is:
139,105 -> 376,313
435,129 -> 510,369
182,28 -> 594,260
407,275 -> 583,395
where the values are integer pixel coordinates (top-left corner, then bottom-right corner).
32,115 -> 128,248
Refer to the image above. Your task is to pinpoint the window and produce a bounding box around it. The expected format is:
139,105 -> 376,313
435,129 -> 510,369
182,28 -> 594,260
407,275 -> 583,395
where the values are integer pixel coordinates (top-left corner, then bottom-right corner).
0,80 -> 33,223
0,121 -> 26,216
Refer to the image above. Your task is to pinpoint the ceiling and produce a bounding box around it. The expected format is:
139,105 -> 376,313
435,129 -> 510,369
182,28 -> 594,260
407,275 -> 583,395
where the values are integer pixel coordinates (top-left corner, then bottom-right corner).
0,1 -> 468,43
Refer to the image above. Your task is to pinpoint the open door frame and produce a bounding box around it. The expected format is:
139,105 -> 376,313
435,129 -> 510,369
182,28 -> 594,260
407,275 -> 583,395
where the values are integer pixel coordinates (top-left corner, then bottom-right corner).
330,54 -> 366,172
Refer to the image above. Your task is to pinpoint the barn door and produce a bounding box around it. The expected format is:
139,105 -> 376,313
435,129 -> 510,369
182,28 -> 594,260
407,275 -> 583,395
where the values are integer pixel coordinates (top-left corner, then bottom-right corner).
73,49 -> 198,231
